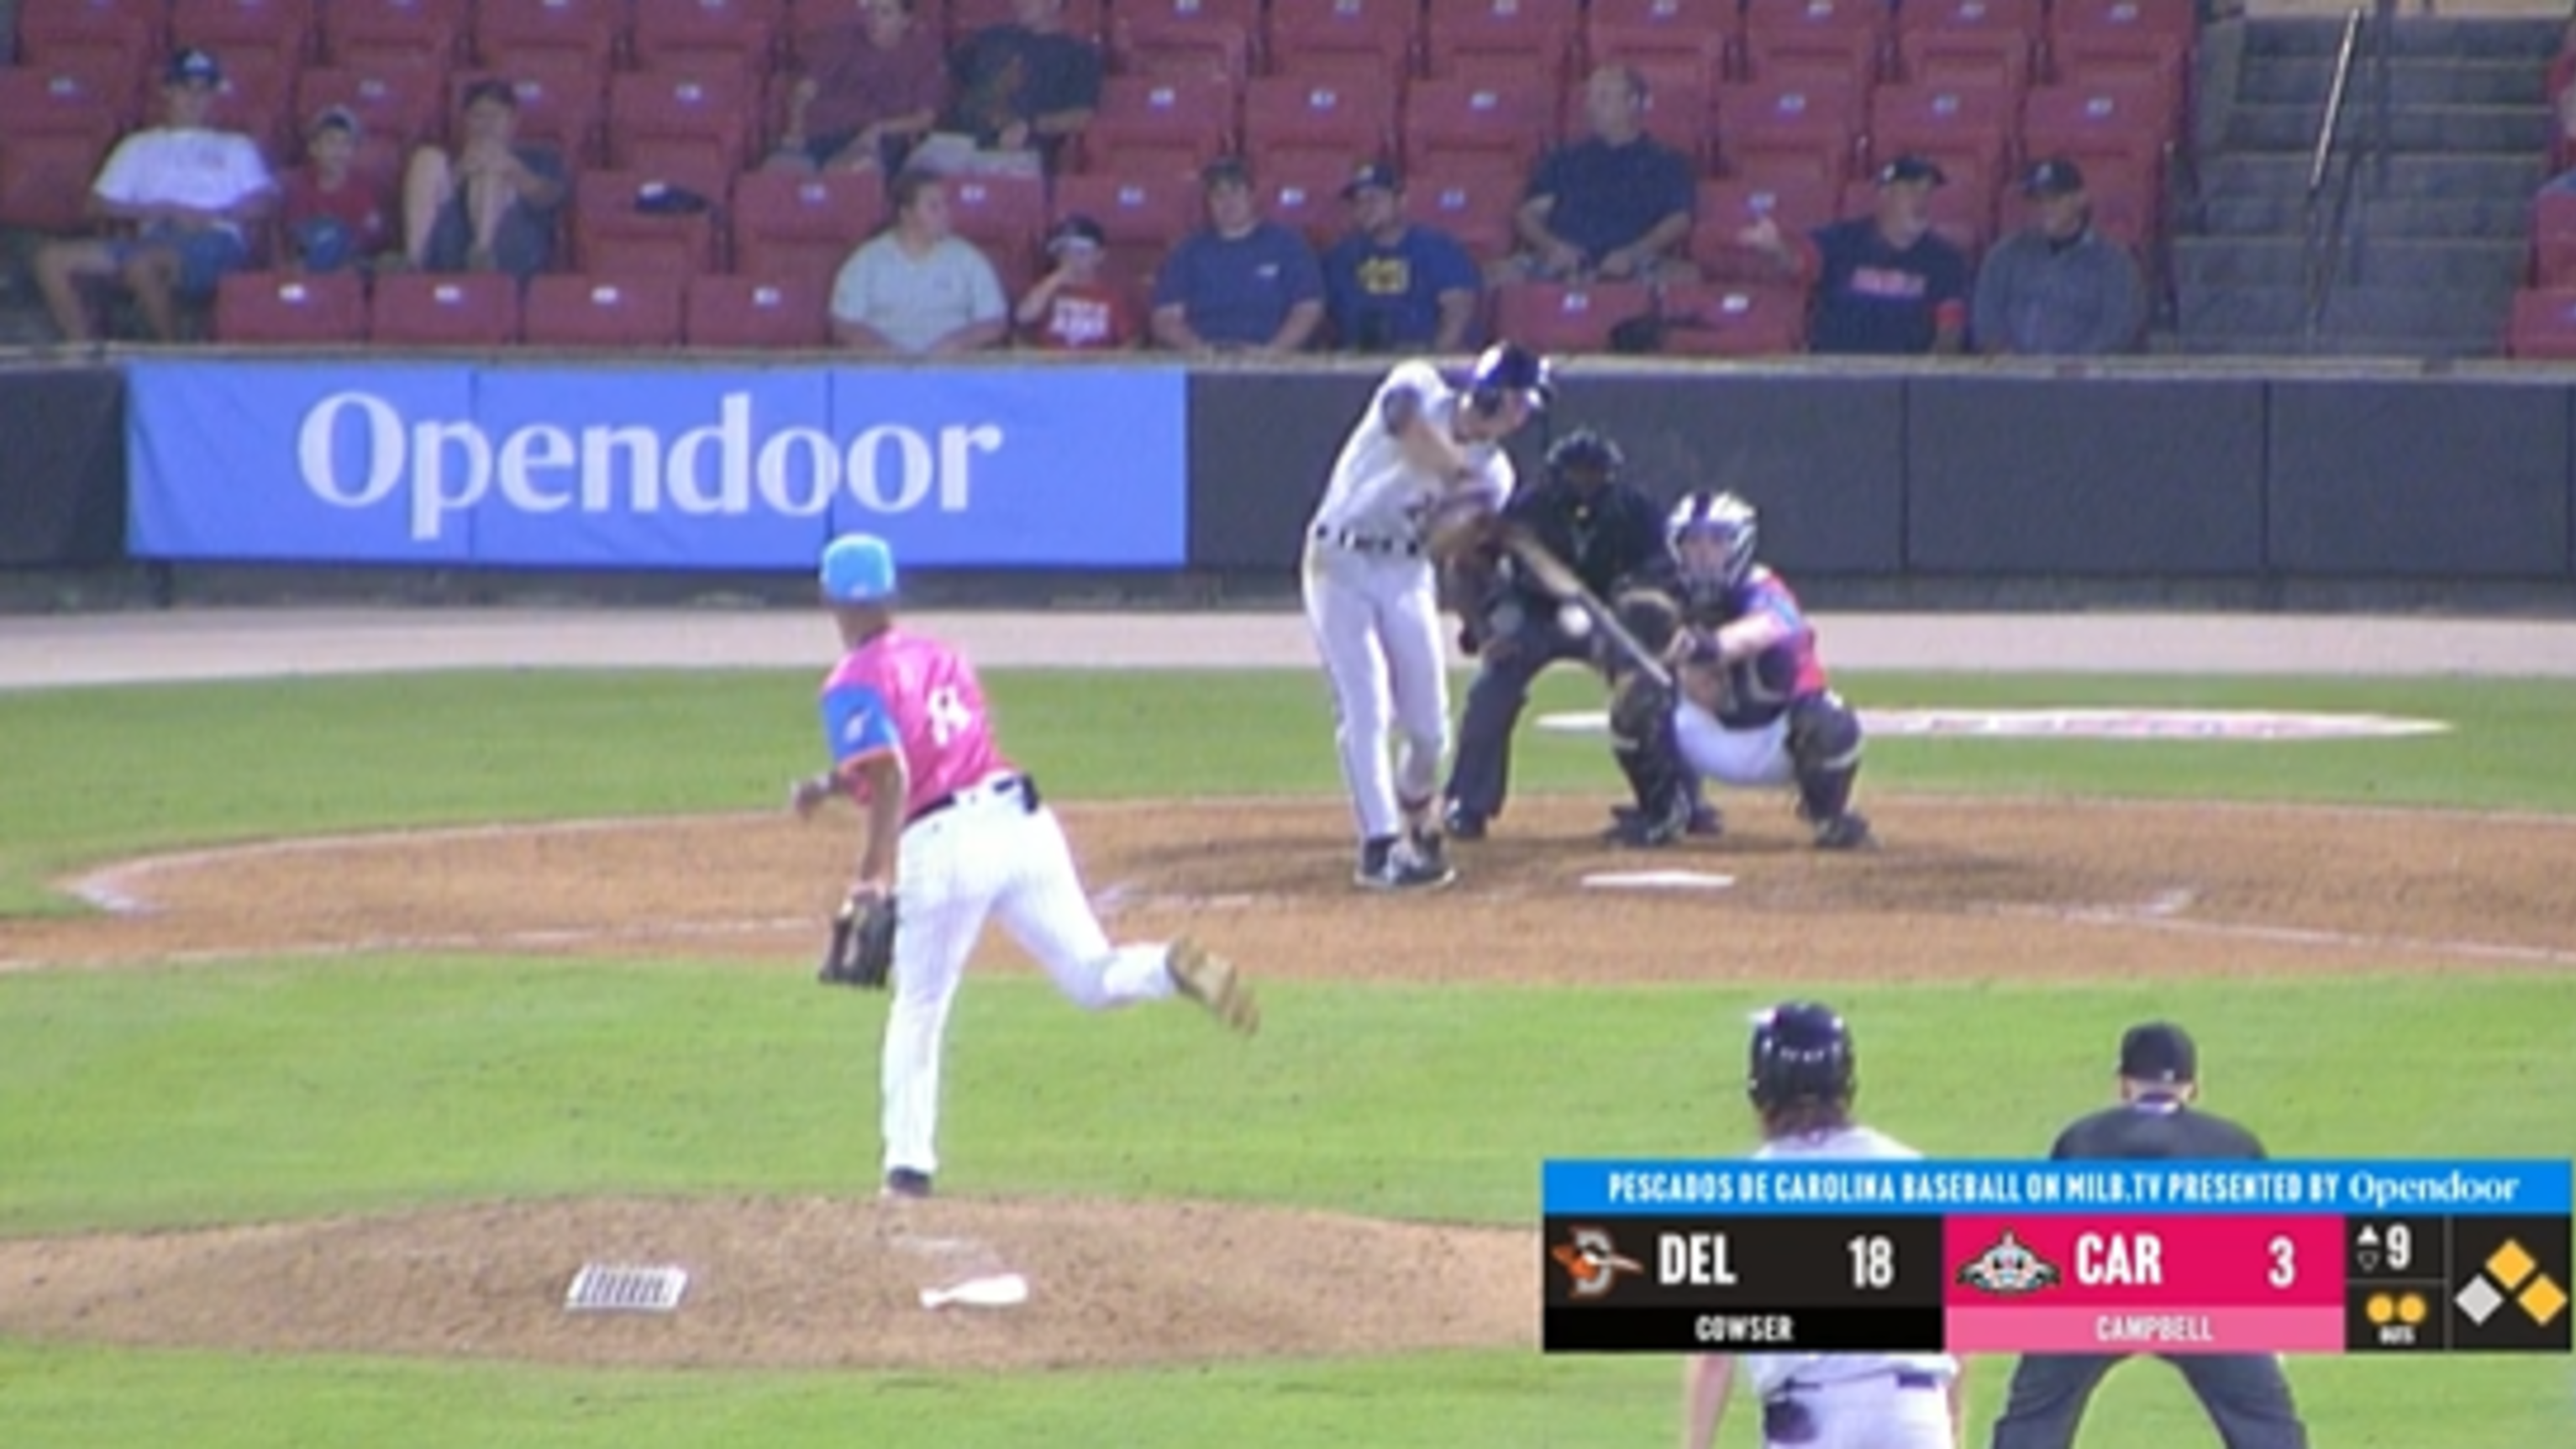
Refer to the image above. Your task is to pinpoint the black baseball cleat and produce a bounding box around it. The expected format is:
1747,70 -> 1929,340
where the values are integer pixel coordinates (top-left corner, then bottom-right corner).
1357,835 -> 1456,891
882,1168 -> 933,1200
1811,812 -> 1875,851
1441,803 -> 1489,841
1604,793 -> 1693,848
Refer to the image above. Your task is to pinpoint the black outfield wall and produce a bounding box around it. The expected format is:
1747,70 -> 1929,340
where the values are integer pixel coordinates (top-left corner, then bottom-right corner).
0,365 -> 124,567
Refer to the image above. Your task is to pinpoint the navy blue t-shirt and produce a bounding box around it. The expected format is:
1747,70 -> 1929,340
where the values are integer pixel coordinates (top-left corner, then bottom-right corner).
1806,218 -> 1972,355
1152,222 -> 1325,346
944,24 -> 1102,144
1525,135 -> 1695,264
1322,224 -> 1480,350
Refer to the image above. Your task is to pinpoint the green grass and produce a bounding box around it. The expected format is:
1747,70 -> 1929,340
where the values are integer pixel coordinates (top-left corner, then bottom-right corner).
3,665 -> 2574,1447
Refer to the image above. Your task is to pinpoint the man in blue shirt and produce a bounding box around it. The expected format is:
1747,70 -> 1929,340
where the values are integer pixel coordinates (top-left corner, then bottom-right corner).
1149,155 -> 1326,353
1495,65 -> 1697,286
1739,154 -> 1969,355
942,0 -> 1102,172
1322,160 -> 1481,353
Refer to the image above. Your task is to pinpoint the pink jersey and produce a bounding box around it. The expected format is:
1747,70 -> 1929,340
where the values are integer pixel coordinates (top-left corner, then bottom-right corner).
818,627 -> 1012,820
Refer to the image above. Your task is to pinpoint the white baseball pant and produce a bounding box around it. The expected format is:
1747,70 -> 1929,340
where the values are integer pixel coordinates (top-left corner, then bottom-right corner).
881,772 -> 1177,1179
1675,703 -> 1795,789
1769,1373 -> 1954,1449
1300,536 -> 1448,841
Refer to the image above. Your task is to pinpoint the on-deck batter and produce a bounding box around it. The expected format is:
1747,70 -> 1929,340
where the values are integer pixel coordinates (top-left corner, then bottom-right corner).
791,533 -> 1260,1200
1301,340 -> 1553,891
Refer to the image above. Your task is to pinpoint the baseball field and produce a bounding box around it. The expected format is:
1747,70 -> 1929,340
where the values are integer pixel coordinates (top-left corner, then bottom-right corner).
1,609 -> 2572,1447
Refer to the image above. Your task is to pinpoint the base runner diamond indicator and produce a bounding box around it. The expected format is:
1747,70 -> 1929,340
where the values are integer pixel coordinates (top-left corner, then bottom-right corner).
565,1263 -> 690,1314
2521,1274 -> 2568,1327
2454,1275 -> 2505,1326
2485,1240 -> 2537,1291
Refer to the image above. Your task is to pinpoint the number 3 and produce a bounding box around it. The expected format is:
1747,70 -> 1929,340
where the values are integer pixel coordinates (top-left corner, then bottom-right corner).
2268,1236 -> 2296,1289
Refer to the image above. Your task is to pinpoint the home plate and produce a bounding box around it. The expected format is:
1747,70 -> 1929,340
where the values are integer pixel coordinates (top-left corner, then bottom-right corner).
1580,869 -> 1737,892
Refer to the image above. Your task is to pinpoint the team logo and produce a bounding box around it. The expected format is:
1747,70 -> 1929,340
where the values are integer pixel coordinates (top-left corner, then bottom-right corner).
1957,1230 -> 2062,1296
1550,1226 -> 1647,1300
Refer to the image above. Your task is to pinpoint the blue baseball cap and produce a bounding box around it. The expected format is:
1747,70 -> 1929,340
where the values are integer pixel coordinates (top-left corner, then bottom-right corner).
819,533 -> 897,603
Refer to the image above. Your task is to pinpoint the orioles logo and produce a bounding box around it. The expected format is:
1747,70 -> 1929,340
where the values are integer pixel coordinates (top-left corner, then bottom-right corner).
1551,1226 -> 1647,1300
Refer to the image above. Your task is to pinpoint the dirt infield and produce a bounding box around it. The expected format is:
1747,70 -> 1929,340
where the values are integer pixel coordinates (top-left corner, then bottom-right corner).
3,792 -> 2573,1372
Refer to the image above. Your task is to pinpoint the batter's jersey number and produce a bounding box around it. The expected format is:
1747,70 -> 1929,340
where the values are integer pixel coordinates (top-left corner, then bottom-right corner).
925,685 -> 975,747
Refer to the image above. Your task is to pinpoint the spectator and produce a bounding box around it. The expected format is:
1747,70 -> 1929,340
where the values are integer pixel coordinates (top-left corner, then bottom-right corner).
939,0 -> 1102,173
400,78 -> 569,281
772,0 -> 946,176
1016,213 -> 1138,349
1492,65 -> 1696,286
31,48 -> 275,344
1322,160 -> 1480,353
1149,157 -> 1326,354
1971,158 -> 2147,357
829,168 -> 1009,354
1740,154 -> 1969,356
278,107 -> 393,274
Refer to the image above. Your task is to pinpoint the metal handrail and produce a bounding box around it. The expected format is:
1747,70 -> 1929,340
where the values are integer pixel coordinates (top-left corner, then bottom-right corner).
2300,8 -> 2369,346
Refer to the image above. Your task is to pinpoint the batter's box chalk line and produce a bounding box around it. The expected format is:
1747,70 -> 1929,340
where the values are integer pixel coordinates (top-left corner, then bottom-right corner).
1580,870 -> 1737,892
564,1263 -> 689,1314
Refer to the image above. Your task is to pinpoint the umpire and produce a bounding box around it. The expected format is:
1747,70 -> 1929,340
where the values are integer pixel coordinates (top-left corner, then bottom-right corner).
1989,1022 -> 2313,1449
1438,427 -> 1664,839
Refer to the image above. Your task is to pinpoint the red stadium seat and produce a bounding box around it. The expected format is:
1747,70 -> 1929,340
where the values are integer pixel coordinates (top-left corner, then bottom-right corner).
1715,75 -> 1864,185
1587,0 -> 1738,51
169,0 -> 318,67
1051,171 -> 1199,288
1422,0 -> 1581,89
943,171 -> 1049,255
213,270 -> 368,343
1652,281 -> 1811,354
475,0 -> 622,72
1900,0 -> 2043,33
523,273 -> 687,348
198,50 -> 296,158
1113,18 -> 1254,85
297,60 -> 444,186
369,271 -> 522,344
1488,278 -> 1654,352
2505,288 -> 2576,360
1079,75 -> 1238,178
685,273 -> 830,348
1266,0 -> 1416,87
449,65 -> 606,166
1413,169 -> 1522,262
1742,0 -> 1890,87
1253,155 -> 1357,250
1868,79 -> 2019,182
1402,76 -> 1553,180
630,0 -> 786,83
730,170 -> 886,292
2531,192 -> 2576,287
1897,29 -> 2036,93
0,73 -> 118,229
2019,80 -> 2173,181
576,170 -> 728,277
944,0 -> 1108,45
1243,76 -> 1397,176
608,70 -> 755,177
324,0 -> 470,67
0,63 -> 127,139
1690,176 -> 1840,277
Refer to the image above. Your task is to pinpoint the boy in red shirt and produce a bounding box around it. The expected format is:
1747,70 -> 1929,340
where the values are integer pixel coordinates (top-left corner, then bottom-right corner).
279,107 -> 391,273
1015,214 -> 1135,350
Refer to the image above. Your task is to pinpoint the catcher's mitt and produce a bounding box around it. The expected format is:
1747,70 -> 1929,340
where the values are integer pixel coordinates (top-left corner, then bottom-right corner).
1610,587 -> 1687,659
818,890 -> 896,989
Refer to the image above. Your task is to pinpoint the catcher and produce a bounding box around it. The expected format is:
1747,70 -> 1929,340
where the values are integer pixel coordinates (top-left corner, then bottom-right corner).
1600,490 -> 1874,851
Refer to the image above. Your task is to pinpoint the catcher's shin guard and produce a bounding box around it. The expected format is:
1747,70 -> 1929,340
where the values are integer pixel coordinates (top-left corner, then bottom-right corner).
1609,671 -> 1692,834
1787,691 -> 1864,823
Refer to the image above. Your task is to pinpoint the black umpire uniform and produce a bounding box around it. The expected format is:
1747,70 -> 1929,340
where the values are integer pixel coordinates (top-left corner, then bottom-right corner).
1439,428 -> 1665,837
1989,1023 -> 2312,1449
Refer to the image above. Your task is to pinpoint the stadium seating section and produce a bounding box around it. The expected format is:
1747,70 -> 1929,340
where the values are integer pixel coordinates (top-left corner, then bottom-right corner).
3,0 -> 2200,350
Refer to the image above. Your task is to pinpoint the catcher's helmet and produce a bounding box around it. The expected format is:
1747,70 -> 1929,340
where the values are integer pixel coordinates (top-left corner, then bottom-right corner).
1545,427 -> 1625,482
1747,1000 -> 1855,1110
1669,490 -> 1759,589
1467,340 -> 1555,416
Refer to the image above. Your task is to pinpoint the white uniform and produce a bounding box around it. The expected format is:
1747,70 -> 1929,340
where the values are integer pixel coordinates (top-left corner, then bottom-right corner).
1301,360 -> 1517,843
1740,1126 -> 1960,1449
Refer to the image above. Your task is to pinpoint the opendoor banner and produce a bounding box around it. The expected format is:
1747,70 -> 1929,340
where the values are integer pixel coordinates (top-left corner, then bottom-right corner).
125,360 -> 1190,569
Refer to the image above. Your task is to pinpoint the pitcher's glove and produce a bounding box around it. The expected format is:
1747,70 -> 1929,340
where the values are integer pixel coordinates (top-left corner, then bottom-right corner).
818,889 -> 896,989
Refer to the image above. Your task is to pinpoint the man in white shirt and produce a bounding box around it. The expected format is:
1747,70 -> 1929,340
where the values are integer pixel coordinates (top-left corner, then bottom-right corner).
33,48 -> 276,344
1302,341 -> 1550,890
829,169 -> 1008,354
1684,1002 -> 1966,1449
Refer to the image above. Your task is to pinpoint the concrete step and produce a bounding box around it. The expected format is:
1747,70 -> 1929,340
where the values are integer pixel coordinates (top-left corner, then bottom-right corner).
2165,330 -> 2506,358
2169,234 -> 2529,287
2196,150 -> 2547,198
2178,280 -> 2520,336
2195,190 -> 2536,238
2236,56 -> 2553,108
2221,100 -> 2552,153
2242,15 -> 2568,60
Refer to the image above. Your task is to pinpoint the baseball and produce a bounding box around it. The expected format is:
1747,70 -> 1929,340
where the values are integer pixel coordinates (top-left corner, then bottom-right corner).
1559,602 -> 1592,638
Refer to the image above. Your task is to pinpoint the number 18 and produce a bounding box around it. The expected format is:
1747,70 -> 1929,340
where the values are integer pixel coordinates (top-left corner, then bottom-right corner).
1849,1235 -> 1895,1289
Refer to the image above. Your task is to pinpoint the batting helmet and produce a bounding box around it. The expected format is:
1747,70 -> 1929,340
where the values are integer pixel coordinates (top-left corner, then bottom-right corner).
1545,427 -> 1625,482
1467,340 -> 1555,416
1747,1000 -> 1854,1110
1669,490 -> 1759,590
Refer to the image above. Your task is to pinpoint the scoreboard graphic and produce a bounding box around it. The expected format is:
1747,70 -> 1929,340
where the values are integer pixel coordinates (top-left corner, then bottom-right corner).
1539,1159 -> 2571,1357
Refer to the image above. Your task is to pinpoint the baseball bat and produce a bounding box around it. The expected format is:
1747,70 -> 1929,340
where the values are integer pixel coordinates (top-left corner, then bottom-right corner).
1498,527 -> 1674,693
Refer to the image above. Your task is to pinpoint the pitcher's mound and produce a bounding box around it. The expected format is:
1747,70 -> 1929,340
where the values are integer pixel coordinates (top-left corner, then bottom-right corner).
0,1195 -> 1535,1371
